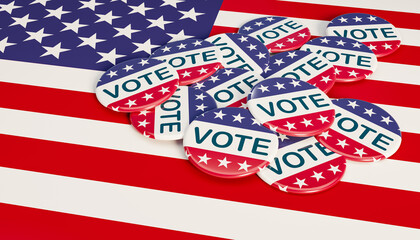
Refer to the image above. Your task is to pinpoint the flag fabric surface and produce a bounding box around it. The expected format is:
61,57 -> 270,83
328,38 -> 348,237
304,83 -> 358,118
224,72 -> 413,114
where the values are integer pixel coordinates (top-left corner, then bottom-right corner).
0,0 -> 419,239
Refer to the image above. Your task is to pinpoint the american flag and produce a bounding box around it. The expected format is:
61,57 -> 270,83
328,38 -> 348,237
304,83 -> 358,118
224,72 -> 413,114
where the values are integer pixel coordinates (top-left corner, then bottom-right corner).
0,0 -> 419,239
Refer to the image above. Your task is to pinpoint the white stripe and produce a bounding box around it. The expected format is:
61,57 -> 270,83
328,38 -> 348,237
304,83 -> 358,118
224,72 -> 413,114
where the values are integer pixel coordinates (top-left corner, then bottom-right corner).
283,0 -> 420,14
0,107 -> 419,192
214,10 -> 420,47
1,58 -> 419,99
0,167 -> 419,239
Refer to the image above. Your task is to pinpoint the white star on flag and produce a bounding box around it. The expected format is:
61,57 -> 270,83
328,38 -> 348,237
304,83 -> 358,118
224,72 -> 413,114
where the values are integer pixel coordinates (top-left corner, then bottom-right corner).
95,11 -> 121,25
128,2 -> 152,16
133,39 -> 159,55
41,42 -> 70,59
78,33 -> 105,49
0,37 -> 16,53
96,48 -> 125,65
11,14 -> 36,28
79,0 -> 104,11
179,7 -> 205,21
195,93 -> 206,100
147,16 -> 173,30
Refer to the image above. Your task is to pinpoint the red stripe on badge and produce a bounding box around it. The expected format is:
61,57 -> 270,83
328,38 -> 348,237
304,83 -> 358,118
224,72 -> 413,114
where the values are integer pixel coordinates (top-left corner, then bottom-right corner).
316,128 -> 385,162
264,109 -> 335,136
265,28 -> 312,53
306,66 -> 336,93
108,80 -> 179,112
271,155 -> 346,194
177,62 -> 223,85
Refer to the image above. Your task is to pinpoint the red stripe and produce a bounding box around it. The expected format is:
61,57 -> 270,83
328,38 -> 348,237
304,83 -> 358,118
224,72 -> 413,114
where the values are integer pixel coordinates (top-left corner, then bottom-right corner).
209,26 -> 420,66
0,82 -> 130,124
219,0 -> 420,30
0,81 -> 417,163
0,203 -> 223,240
0,134 -> 419,229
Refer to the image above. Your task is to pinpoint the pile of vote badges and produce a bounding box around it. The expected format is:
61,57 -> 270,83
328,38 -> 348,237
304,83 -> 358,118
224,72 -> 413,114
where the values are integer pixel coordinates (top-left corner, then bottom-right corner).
95,14 -> 402,194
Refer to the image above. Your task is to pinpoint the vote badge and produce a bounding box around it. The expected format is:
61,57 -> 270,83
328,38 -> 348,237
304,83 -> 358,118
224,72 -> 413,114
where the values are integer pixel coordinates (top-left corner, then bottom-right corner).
316,98 -> 402,162
238,16 -> 311,53
206,33 -> 270,75
192,68 -> 264,109
326,13 -> 402,57
130,86 -> 217,140
247,78 -> 335,137
151,39 -> 223,85
263,50 -> 336,93
183,107 -> 278,178
301,36 -> 378,82
96,58 -> 179,112
258,136 -> 346,194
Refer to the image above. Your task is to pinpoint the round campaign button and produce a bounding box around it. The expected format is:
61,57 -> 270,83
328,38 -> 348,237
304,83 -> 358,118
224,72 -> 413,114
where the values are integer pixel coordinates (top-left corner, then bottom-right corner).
263,50 -> 336,93
258,136 -> 346,194
238,16 -> 311,53
247,78 -> 335,137
326,13 -> 402,57
301,36 -> 378,82
206,33 -> 270,75
96,58 -> 179,112
192,68 -> 264,108
316,98 -> 402,162
151,39 -> 223,85
183,107 -> 278,178
130,86 -> 217,140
